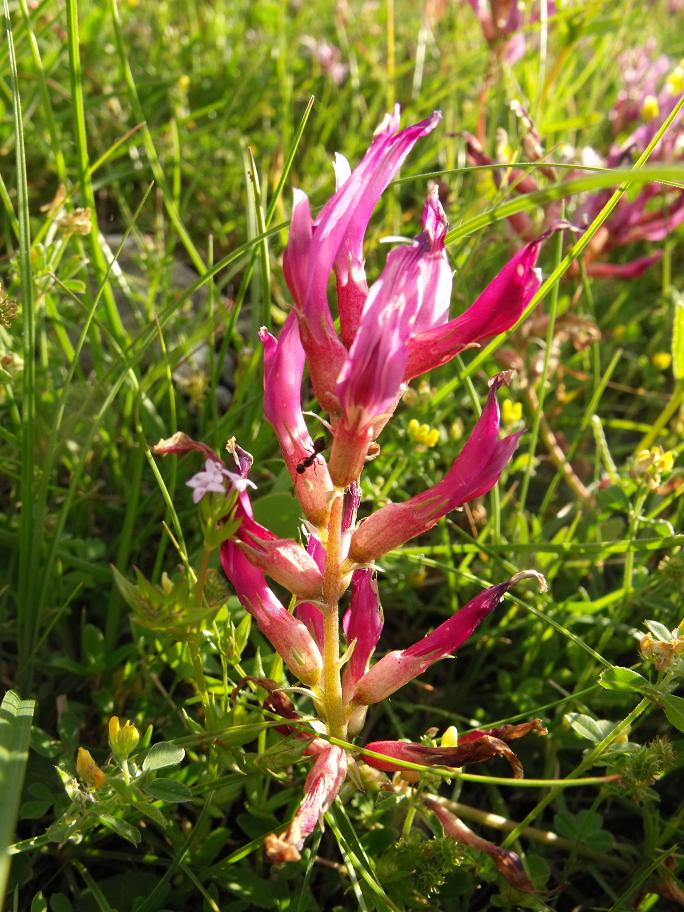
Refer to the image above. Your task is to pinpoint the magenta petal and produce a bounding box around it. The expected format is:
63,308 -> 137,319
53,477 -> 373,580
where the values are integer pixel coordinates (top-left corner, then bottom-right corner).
336,245 -> 421,430
404,240 -> 542,381
411,187 -> 452,334
260,313 -> 308,464
220,540 -> 322,686
282,189 -> 313,310
306,108 -> 442,331
352,582 -> 508,705
349,375 -> 520,563
342,570 -> 384,693
295,533 -> 326,647
259,314 -> 333,525
237,516 -> 324,599
352,571 -> 545,705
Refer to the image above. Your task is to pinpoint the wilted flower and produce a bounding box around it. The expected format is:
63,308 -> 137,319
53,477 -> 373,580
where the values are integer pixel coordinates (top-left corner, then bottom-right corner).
76,747 -> 106,789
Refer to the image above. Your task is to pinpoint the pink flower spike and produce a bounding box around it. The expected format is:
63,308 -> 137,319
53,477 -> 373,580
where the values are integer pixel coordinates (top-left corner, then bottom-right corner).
352,571 -> 546,706
220,541 -> 323,686
259,314 -> 333,526
342,570 -> 384,700
236,515 -> 324,600
404,241 -> 542,382
349,374 -> 520,564
264,744 -> 348,863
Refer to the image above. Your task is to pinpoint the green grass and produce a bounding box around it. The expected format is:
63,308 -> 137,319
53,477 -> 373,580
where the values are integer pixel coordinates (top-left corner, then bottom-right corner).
1,0 -> 684,909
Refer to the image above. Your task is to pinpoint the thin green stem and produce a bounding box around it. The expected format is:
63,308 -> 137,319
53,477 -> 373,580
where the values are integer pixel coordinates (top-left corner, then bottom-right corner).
501,697 -> 651,848
518,218 -> 564,513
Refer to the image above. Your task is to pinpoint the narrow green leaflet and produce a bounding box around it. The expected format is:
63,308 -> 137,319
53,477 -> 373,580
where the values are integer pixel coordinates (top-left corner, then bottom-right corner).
0,690 -> 36,904
672,292 -> 684,381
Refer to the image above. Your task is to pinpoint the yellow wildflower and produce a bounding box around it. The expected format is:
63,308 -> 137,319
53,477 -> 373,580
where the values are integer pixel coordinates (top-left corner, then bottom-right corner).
501,399 -> 523,426
108,716 -> 140,760
641,95 -> 660,121
440,726 -> 459,748
666,65 -> 684,96
651,352 -> 672,371
76,747 -> 106,789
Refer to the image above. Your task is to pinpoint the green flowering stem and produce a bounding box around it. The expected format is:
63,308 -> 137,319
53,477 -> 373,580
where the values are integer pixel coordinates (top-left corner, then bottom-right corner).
623,489 -> 648,598
187,637 -> 210,711
321,492 -> 346,740
637,383 -> 683,451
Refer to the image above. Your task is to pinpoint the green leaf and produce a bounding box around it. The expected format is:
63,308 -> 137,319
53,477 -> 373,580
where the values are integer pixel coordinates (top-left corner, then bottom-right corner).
554,811 -> 614,852
672,293 -> 684,381
30,892 -> 47,912
643,620 -> 672,642
0,690 -> 36,905
142,741 -> 185,771
662,694 -> 684,732
565,713 -> 617,743
98,814 -> 141,846
598,667 -> 647,693
144,778 -> 192,803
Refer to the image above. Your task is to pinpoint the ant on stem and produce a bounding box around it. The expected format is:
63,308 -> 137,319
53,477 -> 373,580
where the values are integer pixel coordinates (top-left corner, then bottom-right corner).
296,436 -> 327,475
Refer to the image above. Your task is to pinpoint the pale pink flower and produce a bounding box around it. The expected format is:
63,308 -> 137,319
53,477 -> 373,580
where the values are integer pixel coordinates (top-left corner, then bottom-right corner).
264,745 -> 348,863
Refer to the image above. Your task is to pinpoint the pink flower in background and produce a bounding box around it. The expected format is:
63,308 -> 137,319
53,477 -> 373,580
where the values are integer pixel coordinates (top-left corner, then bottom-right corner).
466,0 -> 555,64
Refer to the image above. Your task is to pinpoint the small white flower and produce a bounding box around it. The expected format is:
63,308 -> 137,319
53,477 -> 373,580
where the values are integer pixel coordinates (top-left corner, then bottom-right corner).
186,459 -> 256,503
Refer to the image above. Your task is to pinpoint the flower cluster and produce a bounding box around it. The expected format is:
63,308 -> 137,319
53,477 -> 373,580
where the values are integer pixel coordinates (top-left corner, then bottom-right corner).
464,35 -> 684,280
161,110 -> 550,876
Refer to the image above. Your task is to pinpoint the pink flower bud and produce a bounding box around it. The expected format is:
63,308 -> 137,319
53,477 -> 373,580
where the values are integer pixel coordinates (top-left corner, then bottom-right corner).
220,541 -> 323,686
236,515 -> 324,599
264,744 -> 348,863
404,242 -> 542,381
349,374 -> 520,563
342,570 -> 384,702
328,190 -> 451,487
259,313 -> 333,526
352,571 -> 546,705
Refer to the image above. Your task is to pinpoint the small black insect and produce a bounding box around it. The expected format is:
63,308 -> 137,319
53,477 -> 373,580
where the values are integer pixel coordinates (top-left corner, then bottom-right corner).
296,436 -> 327,474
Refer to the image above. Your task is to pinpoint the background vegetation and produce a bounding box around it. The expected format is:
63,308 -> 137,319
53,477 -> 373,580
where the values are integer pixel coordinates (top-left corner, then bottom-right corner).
1,0 -> 683,909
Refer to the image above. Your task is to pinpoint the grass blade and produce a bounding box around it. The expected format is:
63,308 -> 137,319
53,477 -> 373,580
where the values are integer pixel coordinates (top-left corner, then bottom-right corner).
0,690 -> 36,905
